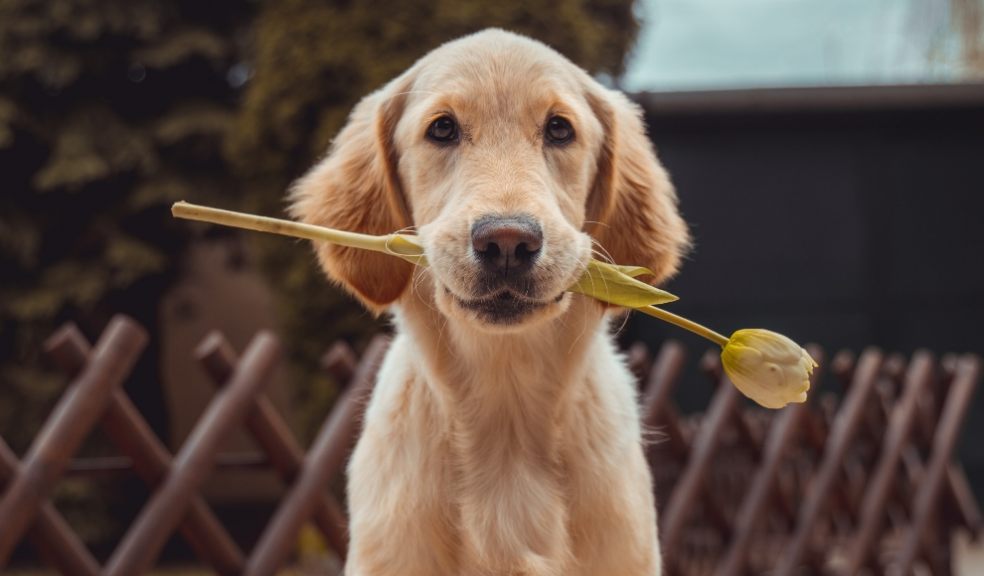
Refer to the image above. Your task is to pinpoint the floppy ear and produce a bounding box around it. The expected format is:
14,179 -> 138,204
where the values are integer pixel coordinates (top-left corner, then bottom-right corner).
289,80 -> 414,312
586,88 -> 690,285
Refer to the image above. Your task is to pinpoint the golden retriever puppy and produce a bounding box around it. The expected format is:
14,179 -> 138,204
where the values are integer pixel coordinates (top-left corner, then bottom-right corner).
291,28 -> 689,576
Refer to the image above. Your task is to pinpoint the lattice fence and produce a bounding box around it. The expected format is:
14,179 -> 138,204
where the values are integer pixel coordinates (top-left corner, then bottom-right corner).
1,314 -> 980,575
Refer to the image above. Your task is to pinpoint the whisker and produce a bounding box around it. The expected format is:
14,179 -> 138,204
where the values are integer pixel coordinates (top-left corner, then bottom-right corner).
590,239 -> 616,265
612,306 -> 631,336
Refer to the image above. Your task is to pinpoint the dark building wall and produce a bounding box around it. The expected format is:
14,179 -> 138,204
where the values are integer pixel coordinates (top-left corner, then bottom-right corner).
626,86 -> 984,496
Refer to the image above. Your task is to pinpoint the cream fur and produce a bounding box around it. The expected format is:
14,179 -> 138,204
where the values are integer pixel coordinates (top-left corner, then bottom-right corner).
291,29 -> 690,576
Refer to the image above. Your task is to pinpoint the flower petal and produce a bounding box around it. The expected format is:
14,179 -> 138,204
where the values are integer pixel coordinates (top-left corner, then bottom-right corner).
721,329 -> 816,409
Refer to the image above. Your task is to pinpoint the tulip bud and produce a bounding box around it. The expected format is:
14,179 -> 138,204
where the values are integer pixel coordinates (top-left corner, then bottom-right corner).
721,329 -> 817,408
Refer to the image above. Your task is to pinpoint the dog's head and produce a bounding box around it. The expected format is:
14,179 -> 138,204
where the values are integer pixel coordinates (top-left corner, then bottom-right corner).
291,29 -> 689,331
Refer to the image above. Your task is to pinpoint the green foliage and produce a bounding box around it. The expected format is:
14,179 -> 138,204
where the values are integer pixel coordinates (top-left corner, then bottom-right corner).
0,0 -> 254,469
0,0 -> 259,550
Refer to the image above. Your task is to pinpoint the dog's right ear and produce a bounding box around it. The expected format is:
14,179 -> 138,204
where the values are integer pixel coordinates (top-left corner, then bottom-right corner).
584,87 -> 690,285
289,77 -> 414,312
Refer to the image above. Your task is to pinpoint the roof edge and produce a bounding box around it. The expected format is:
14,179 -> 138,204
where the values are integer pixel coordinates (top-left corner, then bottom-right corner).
632,82 -> 984,115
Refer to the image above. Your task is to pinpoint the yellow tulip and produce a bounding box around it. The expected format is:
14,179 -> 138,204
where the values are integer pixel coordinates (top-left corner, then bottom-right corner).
634,303 -> 815,408
720,329 -> 817,408
172,201 -> 816,408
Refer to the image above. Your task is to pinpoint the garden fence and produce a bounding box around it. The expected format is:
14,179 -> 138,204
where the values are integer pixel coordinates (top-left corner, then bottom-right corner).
0,314 -> 979,575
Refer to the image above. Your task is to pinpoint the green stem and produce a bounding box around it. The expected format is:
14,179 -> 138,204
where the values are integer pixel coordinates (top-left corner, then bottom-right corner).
173,201 -> 390,253
635,305 -> 730,348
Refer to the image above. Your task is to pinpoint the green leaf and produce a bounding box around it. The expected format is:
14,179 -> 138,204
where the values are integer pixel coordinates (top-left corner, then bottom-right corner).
568,259 -> 678,308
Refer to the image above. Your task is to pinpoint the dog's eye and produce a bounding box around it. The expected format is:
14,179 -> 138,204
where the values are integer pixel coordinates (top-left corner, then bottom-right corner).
426,116 -> 459,144
545,116 -> 574,145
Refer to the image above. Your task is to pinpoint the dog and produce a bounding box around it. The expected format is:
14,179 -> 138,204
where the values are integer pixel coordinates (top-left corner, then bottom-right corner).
290,29 -> 689,576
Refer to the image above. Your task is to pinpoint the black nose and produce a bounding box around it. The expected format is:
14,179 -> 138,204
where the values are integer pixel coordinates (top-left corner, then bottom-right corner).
471,215 -> 543,274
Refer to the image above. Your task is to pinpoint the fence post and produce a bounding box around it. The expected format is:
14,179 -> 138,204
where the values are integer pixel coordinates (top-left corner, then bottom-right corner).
660,360 -> 742,572
103,331 -> 280,576
641,341 -> 689,459
715,345 -> 825,576
0,316 -> 147,568
44,323 -> 246,576
844,350 -> 934,573
0,437 -> 101,576
196,331 -> 350,559
244,335 -> 389,576
893,354 -> 981,575
774,348 -> 883,575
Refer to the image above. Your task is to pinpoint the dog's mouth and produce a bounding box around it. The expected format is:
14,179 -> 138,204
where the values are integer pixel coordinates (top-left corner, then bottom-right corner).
449,288 -> 566,325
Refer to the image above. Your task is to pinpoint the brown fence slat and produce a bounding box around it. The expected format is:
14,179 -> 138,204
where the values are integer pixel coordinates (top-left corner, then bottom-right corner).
103,331 -> 280,576
945,463 -> 982,535
715,345 -> 826,576
660,374 -> 742,569
196,331 -> 350,559
63,452 -> 269,477
720,405 -> 804,576
845,350 -> 935,573
894,354 -> 981,575
774,347 -> 883,575
244,335 -> 389,576
0,438 -> 101,576
627,342 -> 653,385
45,324 -> 246,576
641,341 -> 689,458
2,315 -> 980,576
641,340 -> 686,428
0,316 -> 147,568
321,341 -> 358,383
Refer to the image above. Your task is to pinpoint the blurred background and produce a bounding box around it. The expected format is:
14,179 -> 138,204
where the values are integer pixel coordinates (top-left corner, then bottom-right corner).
1,0 -> 982,572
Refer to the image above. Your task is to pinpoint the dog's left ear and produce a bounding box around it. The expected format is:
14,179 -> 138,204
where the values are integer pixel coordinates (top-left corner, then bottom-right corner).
585,88 -> 690,285
289,75 -> 415,312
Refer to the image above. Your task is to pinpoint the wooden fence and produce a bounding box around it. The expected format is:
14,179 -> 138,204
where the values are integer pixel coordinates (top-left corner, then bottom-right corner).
0,314 -> 980,575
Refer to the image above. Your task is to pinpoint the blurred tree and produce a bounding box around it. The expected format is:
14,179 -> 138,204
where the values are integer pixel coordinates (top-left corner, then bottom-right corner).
0,0 -> 259,553
0,0 -> 253,457
230,0 -> 642,440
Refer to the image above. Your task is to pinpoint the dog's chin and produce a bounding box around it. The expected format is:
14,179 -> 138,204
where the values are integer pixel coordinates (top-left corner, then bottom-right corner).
438,287 -> 569,332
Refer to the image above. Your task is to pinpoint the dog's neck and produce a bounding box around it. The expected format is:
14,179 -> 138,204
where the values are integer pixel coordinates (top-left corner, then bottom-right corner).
396,293 -> 608,424
395,293 -> 611,561
395,293 -> 611,463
